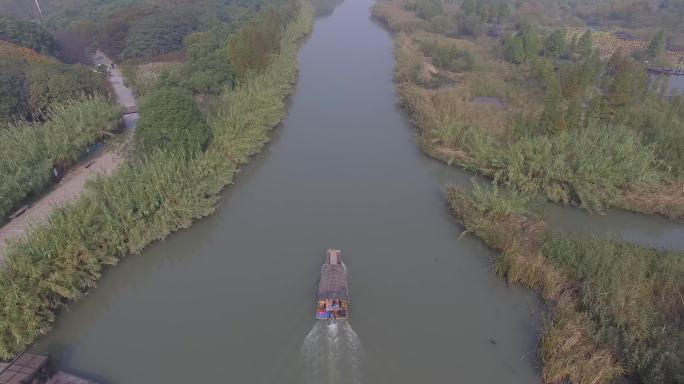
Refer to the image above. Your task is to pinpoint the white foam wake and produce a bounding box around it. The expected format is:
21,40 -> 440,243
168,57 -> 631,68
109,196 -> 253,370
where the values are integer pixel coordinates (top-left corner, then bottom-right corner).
300,321 -> 365,384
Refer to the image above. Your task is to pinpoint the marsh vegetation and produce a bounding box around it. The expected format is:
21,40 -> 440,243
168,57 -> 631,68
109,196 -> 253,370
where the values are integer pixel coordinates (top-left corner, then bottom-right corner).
447,186 -> 683,384
373,0 -> 684,217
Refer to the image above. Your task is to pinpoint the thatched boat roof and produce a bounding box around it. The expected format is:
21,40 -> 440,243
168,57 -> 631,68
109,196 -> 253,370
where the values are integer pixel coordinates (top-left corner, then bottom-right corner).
317,264 -> 348,300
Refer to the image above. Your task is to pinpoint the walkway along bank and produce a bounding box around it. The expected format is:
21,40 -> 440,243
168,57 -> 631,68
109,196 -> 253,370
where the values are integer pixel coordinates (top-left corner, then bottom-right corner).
0,51 -> 138,262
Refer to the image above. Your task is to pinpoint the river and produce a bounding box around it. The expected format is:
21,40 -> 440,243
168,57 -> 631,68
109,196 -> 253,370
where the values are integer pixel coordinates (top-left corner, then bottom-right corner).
668,74 -> 684,93
35,0 -> 684,383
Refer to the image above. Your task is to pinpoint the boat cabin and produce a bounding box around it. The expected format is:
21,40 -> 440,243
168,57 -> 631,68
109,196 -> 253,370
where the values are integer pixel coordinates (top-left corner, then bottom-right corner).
315,249 -> 349,320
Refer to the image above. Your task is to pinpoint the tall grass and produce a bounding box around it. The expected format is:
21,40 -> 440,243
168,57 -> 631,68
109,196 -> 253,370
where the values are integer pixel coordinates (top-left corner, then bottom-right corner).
471,181 -> 533,217
436,119 -> 660,211
542,234 -> 684,384
447,186 -> 683,384
0,95 -> 120,222
0,3 -> 314,360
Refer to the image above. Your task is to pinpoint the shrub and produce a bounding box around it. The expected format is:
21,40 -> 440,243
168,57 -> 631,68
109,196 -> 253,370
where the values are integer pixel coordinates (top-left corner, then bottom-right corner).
471,181 -> 534,217
0,15 -> 55,53
135,87 -> 211,157
421,42 -> 477,71
413,0 -> 443,20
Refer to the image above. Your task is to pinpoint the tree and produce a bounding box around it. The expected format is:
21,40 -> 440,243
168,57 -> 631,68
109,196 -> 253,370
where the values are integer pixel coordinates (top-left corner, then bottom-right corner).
577,30 -> 593,58
457,13 -> 485,37
520,23 -> 541,60
228,7 -> 286,79
415,0 -> 443,20
647,30 -> 666,60
461,0 -> 476,15
605,51 -> 648,110
0,63 -> 27,121
545,29 -> 566,58
0,15 -> 55,54
504,33 -> 525,64
430,15 -> 454,36
539,73 -> 566,133
565,96 -> 582,129
495,1 -> 511,22
135,87 -> 211,157
568,33 -> 578,56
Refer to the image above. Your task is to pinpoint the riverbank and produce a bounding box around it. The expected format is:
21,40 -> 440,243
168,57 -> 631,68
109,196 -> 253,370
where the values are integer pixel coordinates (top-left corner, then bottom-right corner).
446,186 -> 683,384
372,0 -> 684,220
0,4 -> 314,360
0,52 -> 135,261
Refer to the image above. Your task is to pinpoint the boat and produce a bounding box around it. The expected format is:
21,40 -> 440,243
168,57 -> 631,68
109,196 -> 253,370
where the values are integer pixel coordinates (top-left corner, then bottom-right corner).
315,249 -> 349,320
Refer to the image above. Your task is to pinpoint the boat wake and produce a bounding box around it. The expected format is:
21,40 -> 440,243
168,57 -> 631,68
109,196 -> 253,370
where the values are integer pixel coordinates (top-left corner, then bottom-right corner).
300,321 -> 365,384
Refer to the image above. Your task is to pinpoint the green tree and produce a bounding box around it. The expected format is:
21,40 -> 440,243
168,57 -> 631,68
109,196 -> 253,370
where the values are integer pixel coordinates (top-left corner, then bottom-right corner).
647,30 -> 666,60
533,58 -> 566,132
520,23 -> 541,60
120,9 -> 198,60
545,29 -> 566,58
0,63 -> 27,121
577,29 -> 593,58
495,0 -> 511,22
0,15 -> 55,53
415,0 -> 443,20
182,28 -> 234,94
228,7 -> 285,79
135,87 -> 211,157
430,14 -> 454,35
457,13 -> 485,37
539,73 -> 566,133
605,51 -> 648,111
461,0 -> 476,15
504,33 -> 524,64
565,96 -> 582,129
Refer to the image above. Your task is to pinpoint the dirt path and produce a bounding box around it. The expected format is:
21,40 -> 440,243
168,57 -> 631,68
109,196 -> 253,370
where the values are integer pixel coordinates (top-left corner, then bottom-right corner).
0,51 -> 138,261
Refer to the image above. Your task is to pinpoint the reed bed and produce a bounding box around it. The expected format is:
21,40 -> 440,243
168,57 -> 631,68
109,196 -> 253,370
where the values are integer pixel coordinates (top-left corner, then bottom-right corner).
0,3 -> 313,360
0,95 -> 120,222
447,185 -> 683,384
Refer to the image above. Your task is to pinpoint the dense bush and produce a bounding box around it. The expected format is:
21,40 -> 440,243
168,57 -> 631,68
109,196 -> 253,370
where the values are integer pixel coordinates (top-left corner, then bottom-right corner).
0,49 -> 106,121
228,7 -> 289,79
135,87 -> 211,157
421,41 -> 477,71
0,62 -> 28,120
0,15 -> 55,53
181,27 -> 234,94
120,9 -> 198,60
412,0 -> 443,20
0,95 -> 120,221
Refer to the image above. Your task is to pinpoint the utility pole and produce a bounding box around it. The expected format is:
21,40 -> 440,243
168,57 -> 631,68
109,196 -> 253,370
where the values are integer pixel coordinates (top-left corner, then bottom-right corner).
34,0 -> 44,21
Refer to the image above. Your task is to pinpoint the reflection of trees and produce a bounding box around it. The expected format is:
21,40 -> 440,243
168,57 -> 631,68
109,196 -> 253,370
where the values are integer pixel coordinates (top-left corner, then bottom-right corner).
309,0 -> 344,18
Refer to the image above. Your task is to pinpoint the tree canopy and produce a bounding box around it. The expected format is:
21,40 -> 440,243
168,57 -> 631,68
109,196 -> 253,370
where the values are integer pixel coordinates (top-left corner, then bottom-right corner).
0,15 -> 55,53
135,86 -> 211,156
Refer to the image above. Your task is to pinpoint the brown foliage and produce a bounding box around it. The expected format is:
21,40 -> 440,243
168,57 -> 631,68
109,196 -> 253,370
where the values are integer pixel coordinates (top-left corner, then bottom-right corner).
446,187 -> 623,384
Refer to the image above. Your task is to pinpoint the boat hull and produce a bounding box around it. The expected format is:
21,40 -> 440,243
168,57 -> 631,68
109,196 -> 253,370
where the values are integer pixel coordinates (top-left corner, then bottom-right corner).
315,249 -> 349,320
